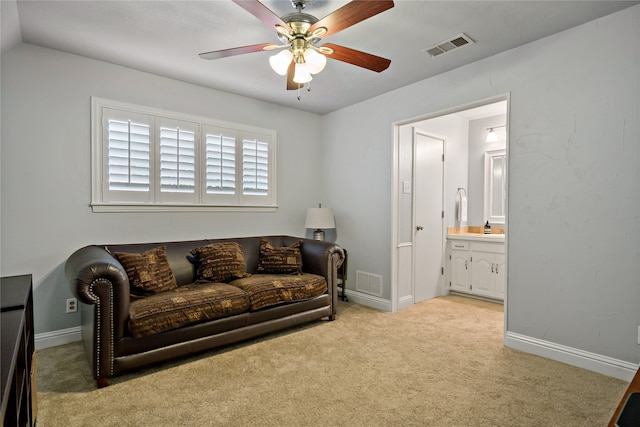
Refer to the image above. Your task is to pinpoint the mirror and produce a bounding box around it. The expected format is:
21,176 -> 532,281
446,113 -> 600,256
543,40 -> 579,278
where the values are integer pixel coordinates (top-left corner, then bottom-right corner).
484,149 -> 506,224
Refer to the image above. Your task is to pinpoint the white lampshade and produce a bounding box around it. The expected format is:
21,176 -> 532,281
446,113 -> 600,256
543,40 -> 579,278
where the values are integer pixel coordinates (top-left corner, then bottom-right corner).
305,207 -> 335,240
293,62 -> 312,84
303,48 -> 327,74
305,208 -> 335,229
269,49 -> 293,76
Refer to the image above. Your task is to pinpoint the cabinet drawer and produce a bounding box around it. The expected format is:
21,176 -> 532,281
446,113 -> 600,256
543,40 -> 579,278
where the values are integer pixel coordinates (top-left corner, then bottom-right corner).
449,241 -> 469,251
470,241 -> 504,254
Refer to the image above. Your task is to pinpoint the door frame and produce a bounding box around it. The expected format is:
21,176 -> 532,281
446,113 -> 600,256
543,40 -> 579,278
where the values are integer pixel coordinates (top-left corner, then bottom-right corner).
391,94 -> 510,322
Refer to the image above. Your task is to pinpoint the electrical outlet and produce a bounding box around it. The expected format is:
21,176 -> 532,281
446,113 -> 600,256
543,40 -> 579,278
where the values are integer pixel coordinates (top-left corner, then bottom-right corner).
66,298 -> 77,313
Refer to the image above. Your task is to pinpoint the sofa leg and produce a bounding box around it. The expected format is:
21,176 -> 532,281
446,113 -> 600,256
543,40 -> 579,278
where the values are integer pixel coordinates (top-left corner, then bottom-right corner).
97,377 -> 109,388
328,313 -> 336,321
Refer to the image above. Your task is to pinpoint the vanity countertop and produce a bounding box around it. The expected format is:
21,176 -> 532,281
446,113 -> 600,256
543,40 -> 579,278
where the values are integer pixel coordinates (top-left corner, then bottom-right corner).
447,226 -> 505,242
446,233 -> 505,242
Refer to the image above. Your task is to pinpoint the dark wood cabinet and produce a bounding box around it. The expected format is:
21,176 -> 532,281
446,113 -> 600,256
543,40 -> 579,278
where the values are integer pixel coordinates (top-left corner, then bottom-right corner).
1,275 -> 35,426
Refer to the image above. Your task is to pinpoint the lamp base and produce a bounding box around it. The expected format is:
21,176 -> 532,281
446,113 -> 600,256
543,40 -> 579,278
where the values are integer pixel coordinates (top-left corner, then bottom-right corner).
313,229 -> 325,241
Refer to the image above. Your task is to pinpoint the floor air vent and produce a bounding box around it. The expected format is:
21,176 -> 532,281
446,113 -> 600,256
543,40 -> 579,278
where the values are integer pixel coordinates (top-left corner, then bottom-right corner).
356,271 -> 383,297
423,33 -> 475,58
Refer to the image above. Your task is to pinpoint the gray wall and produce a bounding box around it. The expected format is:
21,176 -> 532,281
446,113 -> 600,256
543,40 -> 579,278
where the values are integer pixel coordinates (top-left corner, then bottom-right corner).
321,6 -> 640,365
1,44 -> 324,334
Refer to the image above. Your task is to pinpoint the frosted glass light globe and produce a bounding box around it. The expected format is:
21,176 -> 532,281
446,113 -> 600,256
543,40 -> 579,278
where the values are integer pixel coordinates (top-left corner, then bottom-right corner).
269,50 -> 293,76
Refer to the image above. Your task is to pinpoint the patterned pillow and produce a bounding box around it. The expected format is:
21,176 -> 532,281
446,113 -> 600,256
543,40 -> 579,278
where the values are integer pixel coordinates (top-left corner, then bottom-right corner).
257,238 -> 303,274
190,242 -> 249,283
113,246 -> 177,298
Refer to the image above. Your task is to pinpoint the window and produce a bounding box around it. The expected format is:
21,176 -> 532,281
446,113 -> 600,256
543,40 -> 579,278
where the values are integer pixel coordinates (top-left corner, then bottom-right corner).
91,97 -> 276,212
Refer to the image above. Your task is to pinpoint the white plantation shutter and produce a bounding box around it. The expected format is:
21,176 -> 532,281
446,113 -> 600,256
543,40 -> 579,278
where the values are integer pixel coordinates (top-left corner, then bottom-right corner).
92,97 -> 275,211
107,119 -> 150,191
205,130 -> 236,195
242,137 -> 269,196
159,125 -> 196,193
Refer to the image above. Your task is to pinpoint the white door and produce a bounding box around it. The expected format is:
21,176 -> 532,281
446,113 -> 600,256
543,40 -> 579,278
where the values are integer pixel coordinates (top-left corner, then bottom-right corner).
413,130 -> 444,303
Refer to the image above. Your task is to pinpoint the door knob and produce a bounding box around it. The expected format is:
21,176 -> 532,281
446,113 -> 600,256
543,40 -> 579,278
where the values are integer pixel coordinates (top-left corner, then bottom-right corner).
416,225 -> 424,231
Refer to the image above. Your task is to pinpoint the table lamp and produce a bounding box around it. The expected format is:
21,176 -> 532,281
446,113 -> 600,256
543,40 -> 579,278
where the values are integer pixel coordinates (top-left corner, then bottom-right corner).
305,204 -> 335,241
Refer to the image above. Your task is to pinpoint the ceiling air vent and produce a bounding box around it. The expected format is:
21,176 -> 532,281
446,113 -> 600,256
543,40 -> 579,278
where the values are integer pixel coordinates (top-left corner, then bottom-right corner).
423,33 -> 475,58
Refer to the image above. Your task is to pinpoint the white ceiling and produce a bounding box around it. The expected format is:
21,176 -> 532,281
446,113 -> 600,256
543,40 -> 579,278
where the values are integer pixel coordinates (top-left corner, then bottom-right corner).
2,0 -> 638,115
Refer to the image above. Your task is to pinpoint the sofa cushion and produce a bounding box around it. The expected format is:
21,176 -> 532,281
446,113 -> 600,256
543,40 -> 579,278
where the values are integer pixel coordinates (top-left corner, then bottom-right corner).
128,282 -> 250,338
229,273 -> 327,311
190,242 -> 249,283
257,238 -> 303,274
113,246 -> 177,298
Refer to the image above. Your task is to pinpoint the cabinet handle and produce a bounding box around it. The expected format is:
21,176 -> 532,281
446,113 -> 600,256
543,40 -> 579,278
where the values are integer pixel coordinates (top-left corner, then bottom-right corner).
495,264 -> 499,274
491,263 -> 494,273
465,260 -> 468,269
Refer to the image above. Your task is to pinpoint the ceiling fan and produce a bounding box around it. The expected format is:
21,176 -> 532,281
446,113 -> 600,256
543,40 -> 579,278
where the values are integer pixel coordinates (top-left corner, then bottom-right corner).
199,0 -> 394,91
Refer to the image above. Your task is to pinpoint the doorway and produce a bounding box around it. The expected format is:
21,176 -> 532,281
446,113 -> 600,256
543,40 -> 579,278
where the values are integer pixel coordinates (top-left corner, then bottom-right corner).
391,95 -> 509,312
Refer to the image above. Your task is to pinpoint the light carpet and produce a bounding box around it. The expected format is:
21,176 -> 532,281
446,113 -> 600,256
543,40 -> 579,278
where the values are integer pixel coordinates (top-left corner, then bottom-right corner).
35,295 -> 627,426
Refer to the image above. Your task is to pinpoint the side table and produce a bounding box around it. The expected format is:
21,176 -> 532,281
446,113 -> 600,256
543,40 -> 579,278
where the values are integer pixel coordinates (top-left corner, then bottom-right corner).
338,249 -> 348,302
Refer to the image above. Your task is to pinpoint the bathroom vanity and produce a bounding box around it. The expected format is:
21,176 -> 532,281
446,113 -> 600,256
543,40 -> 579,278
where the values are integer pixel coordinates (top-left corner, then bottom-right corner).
446,228 -> 505,302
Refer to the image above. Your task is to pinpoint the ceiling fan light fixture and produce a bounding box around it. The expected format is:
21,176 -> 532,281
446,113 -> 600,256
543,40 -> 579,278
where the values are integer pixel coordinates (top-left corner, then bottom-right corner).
293,62 -> 313,84
201,0 -> 395,93
269,49 -> 293,75
303,48 -> 327,74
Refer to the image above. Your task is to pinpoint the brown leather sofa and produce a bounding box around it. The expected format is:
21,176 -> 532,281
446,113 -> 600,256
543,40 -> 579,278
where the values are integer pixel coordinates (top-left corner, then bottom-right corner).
65,235 -> 345,388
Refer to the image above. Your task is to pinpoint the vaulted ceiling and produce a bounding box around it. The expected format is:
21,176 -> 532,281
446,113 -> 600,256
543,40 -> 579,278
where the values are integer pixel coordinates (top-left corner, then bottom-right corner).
2,1 -> 638,114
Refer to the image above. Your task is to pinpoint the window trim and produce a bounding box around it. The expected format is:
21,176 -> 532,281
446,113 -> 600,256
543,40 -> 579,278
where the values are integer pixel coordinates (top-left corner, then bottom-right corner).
91,97 -> 277,212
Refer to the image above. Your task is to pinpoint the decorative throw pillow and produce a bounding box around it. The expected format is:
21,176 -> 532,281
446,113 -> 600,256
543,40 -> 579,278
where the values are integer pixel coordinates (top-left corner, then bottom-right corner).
113,246 -> 177,298
190,242 -> 249,283
257,238 -> 303,274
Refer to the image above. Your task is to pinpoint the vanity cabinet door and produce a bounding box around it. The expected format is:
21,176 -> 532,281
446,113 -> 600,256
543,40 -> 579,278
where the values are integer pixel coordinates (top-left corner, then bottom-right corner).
470,251 -> 496,298
469,241 -> 505,301
493,253 -> 505,299
449,249 -> 470,293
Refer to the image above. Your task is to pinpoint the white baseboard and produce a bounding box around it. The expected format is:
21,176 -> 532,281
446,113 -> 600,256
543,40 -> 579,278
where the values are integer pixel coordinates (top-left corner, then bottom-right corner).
35,326 -> 82,350
398,295 -> 414,310
344,290 -> 392,312
505,331 -> 638,381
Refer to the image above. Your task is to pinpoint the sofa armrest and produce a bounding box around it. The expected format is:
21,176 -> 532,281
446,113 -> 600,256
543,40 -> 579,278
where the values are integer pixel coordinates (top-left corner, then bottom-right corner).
65,245 -> 131,385
286,237 -> 345,318
297,239 -> 344,277
65,245 -> 127,303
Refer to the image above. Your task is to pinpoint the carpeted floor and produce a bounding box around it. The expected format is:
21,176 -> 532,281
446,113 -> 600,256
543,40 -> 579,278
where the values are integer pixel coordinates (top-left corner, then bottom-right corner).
35,295 -> 627,426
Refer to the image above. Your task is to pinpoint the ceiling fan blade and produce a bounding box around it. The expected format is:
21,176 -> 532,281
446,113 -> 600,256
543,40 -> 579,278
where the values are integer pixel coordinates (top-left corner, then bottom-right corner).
323,43 -> 391,72
309,0 -> 394,38
286,61 -> 298,90
232,0 -> 291,33
199,43 -> 275,60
